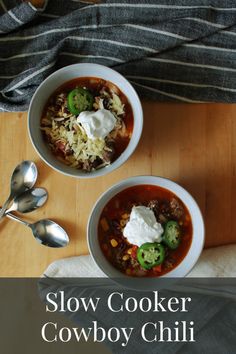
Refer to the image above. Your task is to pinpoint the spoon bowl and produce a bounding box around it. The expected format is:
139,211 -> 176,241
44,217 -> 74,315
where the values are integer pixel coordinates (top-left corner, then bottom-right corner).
6,188 -> 48,214
0,161 -> 38,220
10,161 -> 38,196
30,219 -> 69,248
5,212 -> 69,248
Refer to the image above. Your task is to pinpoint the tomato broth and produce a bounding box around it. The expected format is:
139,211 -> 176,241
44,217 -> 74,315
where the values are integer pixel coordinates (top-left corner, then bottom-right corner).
98,185 -> 193,277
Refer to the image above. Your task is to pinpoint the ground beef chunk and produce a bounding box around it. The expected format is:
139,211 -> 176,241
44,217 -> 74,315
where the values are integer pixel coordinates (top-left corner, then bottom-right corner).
170,198 -> 184,220
82,160 -> 92,172
148,200 -> 159,217
158,213 -> 168,224
159,200 -> 171,219
102,142 -> 115,163
130,257 -> 139,268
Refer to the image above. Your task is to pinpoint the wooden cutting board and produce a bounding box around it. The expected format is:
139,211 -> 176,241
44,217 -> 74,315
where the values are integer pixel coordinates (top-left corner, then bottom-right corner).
0,102 -> 235,276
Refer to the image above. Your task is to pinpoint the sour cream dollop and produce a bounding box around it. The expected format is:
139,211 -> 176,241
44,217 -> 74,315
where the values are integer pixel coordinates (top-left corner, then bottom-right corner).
77,109 -> 116,139
123,206 -> 164,247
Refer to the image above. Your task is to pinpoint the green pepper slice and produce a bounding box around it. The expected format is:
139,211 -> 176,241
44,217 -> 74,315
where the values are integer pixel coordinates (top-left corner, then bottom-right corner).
137,242 -> 165,270
67,87 -> 94,115
163,221 -> 181,250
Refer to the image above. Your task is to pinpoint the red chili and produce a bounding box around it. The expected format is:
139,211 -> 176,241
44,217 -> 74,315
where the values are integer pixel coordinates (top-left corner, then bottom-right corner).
56,141 -> 66,153
153,264 -> 162,273
131,246 -> 138,260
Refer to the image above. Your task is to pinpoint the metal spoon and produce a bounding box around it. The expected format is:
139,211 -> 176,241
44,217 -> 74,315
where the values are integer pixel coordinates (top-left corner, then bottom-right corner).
6,212 -> 69,248
6,188 -> 48,214
0,161 -> 38,220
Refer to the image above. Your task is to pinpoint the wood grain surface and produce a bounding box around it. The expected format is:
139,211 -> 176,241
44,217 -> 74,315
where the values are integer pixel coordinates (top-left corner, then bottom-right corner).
0,102 -> 235,276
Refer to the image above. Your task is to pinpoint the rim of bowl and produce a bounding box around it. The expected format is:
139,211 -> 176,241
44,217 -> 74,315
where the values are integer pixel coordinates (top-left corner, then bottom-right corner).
28,63 -> 143,179
87,175 -> 205,281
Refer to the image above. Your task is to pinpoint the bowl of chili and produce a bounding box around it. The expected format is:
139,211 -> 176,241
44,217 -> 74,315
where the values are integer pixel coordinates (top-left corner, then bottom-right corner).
88,176 -> 205,283
28,63 -> 143,178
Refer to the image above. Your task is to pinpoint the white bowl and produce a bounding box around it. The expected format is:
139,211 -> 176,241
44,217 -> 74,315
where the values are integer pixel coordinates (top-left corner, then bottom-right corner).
28,63 -> 143,178
88,176 -> 205,284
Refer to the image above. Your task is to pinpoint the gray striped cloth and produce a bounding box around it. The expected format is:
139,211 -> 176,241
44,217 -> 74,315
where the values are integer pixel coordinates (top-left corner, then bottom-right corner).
1,0 -> 236,111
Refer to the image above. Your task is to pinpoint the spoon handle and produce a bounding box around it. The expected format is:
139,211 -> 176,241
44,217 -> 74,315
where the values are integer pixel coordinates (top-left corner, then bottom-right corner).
0,195 -> 13,220
5,212 -> 30,227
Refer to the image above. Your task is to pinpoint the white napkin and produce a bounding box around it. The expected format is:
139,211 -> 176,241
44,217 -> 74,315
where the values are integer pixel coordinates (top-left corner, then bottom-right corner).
44,244 -> 236,277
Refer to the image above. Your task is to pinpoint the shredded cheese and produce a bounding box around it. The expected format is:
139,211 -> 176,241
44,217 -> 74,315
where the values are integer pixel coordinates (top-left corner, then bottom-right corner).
41,115 -> 106,166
